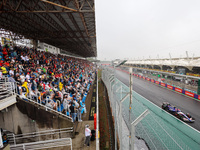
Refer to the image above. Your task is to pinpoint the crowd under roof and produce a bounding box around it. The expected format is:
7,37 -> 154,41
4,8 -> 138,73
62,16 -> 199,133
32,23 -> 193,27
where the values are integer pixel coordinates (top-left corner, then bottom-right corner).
0,0 -> 96,57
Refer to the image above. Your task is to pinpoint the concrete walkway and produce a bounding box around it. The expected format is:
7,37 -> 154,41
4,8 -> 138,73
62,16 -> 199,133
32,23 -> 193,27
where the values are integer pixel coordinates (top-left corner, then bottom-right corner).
72,82 -> 96,150
72,121 -> 96,150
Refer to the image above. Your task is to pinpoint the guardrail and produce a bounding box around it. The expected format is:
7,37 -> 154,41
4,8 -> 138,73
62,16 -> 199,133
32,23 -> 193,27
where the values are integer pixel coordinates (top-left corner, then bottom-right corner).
7,127 -> 73,146
102,67 -> 200,150
0,78 -> 16,100
16,93 -> 72,121
0,77 -> 73,121
10,138 -> 72,150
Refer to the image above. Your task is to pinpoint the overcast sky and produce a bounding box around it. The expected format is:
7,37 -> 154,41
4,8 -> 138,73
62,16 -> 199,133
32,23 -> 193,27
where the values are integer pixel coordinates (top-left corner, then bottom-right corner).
95,0 -> 200,61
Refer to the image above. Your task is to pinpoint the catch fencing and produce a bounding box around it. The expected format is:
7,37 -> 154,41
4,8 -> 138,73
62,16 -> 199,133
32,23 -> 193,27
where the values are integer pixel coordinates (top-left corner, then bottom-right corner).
102,67 -> 200,150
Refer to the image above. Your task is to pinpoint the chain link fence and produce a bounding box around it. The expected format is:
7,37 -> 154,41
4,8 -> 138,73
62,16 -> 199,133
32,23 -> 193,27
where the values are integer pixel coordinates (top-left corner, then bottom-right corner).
102,67 -> 200,150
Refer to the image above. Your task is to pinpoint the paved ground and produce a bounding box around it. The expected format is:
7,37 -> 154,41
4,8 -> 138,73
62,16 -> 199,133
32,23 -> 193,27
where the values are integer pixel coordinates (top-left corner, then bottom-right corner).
72,121 -> 96,150
115,70 -> 200,131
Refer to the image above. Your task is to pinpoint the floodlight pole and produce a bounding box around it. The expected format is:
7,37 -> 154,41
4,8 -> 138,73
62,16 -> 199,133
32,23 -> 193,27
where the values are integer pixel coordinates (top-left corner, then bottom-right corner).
129,68 -> 133,150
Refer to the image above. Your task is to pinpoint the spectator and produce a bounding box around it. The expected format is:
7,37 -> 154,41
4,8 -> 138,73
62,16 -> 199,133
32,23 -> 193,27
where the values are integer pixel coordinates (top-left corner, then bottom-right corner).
84,125 -> 91,147
69,102 -> 76,122
0,45 -> 95,122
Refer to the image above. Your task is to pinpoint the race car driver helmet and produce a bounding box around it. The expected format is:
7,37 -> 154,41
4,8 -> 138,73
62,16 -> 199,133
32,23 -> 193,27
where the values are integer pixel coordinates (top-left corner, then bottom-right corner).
186,113 -> 191,118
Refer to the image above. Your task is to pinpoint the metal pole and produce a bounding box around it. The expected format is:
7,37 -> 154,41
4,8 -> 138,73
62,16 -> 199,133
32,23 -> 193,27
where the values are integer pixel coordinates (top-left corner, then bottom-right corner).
129,68 -> 133,150
13,133 -> 16,145
96,70 -> 99,150
71,138 -> 72,150
119,93 -> 129,150
0,130 -> 3,148
114,65 -> 117,150
131,109 -> 149,150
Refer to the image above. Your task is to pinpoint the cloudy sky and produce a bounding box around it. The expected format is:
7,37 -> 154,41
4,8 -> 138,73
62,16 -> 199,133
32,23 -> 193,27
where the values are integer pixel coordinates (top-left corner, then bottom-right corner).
95,0 -> 200,61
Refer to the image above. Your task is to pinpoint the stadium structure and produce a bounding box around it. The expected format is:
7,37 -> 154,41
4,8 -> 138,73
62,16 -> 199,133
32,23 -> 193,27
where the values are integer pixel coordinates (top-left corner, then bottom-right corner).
0,0 -> 98,150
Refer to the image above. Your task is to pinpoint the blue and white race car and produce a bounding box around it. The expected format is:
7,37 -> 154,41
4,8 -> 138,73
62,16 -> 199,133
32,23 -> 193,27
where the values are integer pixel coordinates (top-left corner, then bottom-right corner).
162,102 -> 195,123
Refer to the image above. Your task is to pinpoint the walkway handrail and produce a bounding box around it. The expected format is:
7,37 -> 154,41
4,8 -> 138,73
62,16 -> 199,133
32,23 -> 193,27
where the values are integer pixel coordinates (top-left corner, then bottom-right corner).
10,138 -> 72,150
7,127 -> 73,145
7,127 -> 73,138
96,71 -> 99,150
16,93 -> 72,121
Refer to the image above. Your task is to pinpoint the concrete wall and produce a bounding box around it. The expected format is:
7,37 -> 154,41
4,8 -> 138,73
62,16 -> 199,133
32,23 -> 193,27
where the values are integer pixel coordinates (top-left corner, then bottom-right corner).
38,42 -> 60,54
0,98 -> 73,136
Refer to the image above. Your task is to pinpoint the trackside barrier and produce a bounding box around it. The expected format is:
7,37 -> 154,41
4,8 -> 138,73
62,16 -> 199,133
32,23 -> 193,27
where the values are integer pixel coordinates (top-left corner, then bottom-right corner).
102,67 -> 200,150
116,68 -> 200,101
132,72 -> 200,101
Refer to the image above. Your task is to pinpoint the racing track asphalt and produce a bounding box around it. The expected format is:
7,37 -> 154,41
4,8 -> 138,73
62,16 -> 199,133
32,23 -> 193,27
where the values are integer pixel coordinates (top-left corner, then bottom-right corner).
115,70 -> 200,131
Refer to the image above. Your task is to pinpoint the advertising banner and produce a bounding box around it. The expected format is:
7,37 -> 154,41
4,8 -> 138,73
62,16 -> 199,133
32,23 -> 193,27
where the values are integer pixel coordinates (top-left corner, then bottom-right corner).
155,81 -> 159,84
167,85 -> 173,90
161,83 -> 166,87
185,91 -> 194,97
175,88 -> 182,93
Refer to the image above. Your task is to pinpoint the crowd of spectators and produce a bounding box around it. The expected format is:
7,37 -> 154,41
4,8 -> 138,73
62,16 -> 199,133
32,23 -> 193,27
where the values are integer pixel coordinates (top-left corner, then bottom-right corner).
0,44 -> 96,122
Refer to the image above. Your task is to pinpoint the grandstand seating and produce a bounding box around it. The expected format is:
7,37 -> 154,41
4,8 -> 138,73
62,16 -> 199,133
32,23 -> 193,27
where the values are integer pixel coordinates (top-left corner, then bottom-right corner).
0,44 -> 96,122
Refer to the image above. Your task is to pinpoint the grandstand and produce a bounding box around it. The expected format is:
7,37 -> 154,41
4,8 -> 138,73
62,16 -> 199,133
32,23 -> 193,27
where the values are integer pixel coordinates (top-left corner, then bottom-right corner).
0,0 -> 98,149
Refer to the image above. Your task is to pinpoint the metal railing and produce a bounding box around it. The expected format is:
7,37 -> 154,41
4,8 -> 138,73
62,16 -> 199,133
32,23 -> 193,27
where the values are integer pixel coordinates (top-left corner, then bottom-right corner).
7,127 -> 73,146
10,138 -> 72,150
0,77 -> 16,100
102,67 -> 200,150
16,93 -> 72,121
0,77 -> 73,121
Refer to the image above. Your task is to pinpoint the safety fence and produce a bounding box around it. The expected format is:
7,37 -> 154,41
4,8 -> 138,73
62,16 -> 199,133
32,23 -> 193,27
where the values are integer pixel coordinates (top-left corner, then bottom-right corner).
102,67 -> 200,150
7,127 -> 73,146
0,77 -> 16,100
10,138 -> 72,150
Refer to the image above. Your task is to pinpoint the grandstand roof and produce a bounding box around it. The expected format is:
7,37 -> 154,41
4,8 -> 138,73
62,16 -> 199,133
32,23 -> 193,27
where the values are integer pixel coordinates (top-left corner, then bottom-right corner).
0,0 -> 96,57
126,57 -> 200,68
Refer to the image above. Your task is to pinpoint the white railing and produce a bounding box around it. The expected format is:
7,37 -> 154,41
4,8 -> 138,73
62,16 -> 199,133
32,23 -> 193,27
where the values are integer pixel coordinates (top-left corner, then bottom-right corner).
7,127 -> 73,146
10,138 -> 72,150
96,71 -> 99,150
8,80 -> 72,121
0,80 -> 16,99
16,93 -> 72,121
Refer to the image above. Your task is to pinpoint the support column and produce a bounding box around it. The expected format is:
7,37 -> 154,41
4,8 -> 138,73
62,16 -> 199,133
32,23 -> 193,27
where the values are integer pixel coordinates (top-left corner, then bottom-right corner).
32,39 -> 38,49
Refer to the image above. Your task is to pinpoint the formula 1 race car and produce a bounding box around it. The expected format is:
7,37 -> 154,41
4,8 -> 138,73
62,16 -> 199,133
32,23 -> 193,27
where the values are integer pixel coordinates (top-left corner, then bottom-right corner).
161,102 -> 195,123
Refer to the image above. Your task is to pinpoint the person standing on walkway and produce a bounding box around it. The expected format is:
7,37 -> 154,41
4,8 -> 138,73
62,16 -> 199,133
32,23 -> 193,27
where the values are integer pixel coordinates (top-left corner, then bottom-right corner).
69,102 -> 76,122
84,125 -> 91,147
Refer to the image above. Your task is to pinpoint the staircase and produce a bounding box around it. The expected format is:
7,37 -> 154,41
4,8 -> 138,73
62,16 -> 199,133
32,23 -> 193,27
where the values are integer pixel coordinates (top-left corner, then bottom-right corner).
7,128 -> 73,150
0,77 -> 16,111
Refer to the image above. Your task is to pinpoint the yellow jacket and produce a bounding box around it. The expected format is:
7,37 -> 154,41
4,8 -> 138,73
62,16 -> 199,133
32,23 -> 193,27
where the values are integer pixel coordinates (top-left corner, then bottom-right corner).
22,81 -> 29,96
59,82 -> 63,91
1,67 -> 7,74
